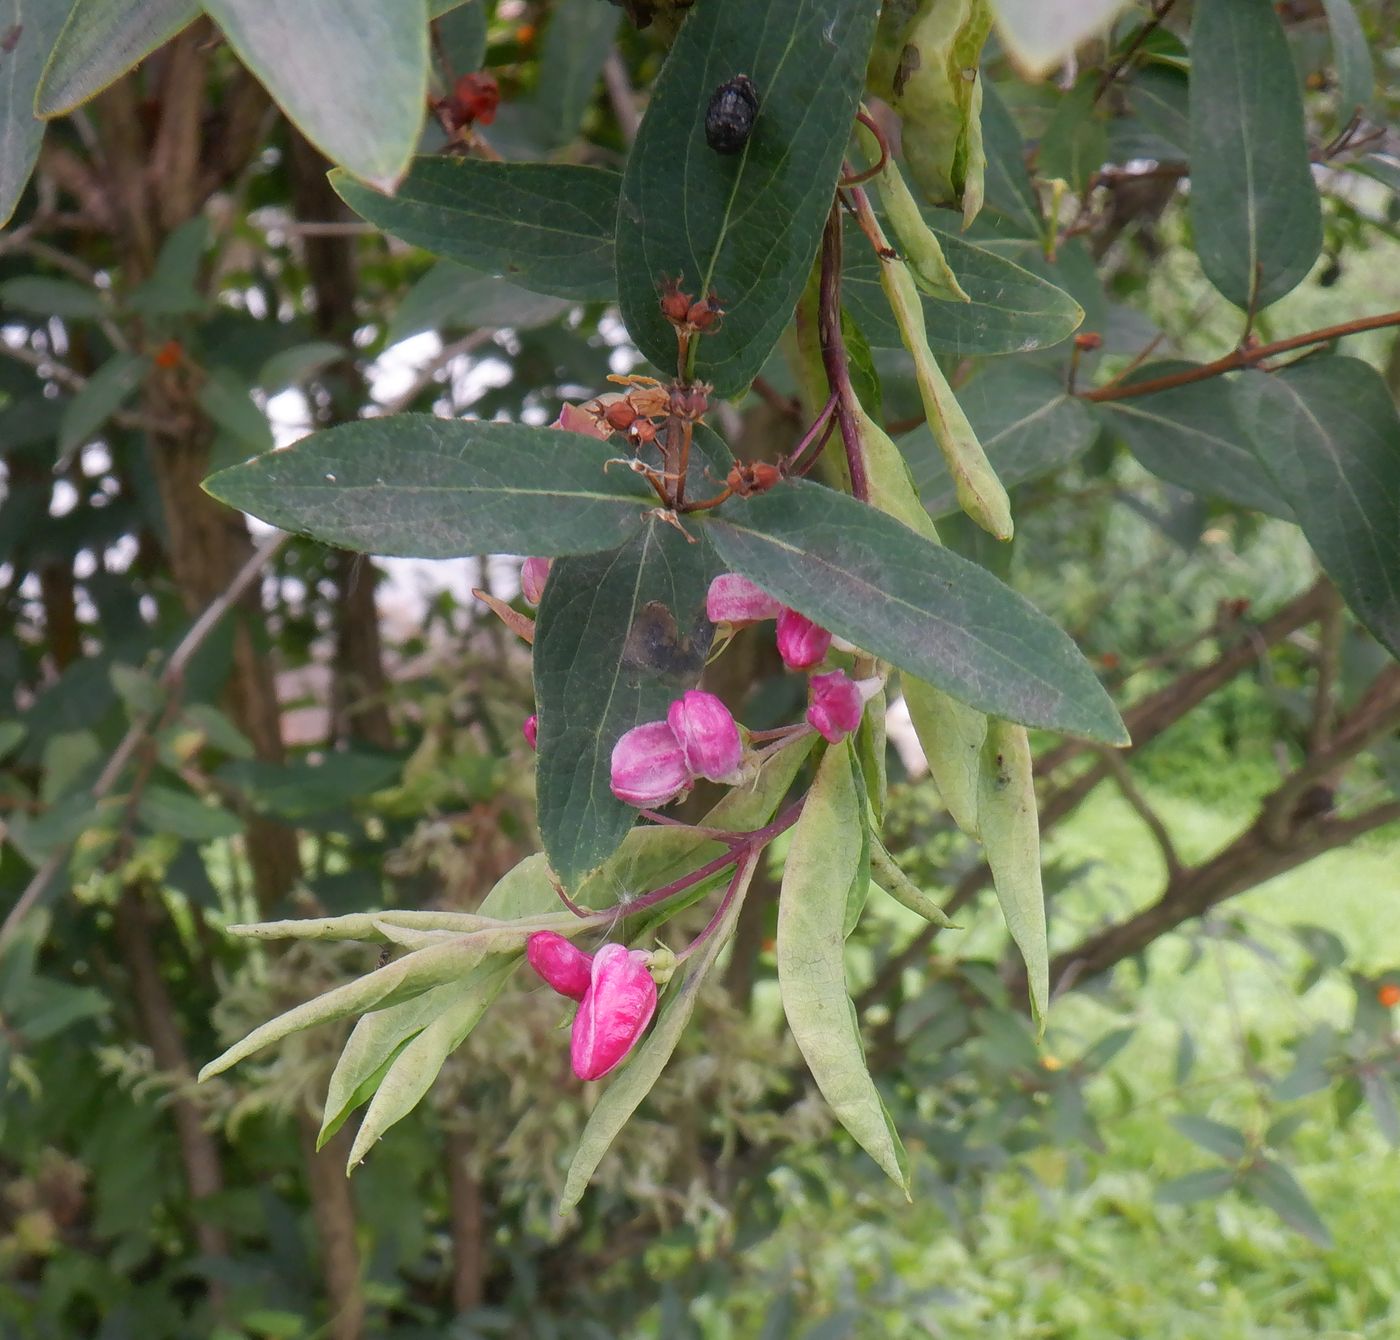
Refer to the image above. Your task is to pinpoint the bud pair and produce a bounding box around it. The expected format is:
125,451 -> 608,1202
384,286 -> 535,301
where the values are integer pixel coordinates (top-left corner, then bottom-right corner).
807,671 -> 881,744
527,933 -> 658,1081
704,574 -> 832,670
610,691 -> 744,808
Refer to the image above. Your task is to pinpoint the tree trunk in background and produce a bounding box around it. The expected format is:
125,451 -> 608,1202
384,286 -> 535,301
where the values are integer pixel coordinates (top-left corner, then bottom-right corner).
299,1117 -> 367,1340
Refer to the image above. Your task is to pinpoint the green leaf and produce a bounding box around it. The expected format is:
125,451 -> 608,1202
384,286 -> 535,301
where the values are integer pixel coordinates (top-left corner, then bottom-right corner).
57,353 -> 150,461
777,740 -> 908,1191
35,0 -> 196,117
333,160 -> 619,301
1037,75 -> 1107,193
1235,359 -> 1400,660
1320,0 -> 1373,121
256,341 -> 346,394
615,0 -> 880,395
0,0 -> 77,225
534,518 -> 718,889
870,836 -> 955,928
1099,365 -> 1293,519
203,0 -> 428,190
137,784 -> 244,841
902,677 -> 986,837
1170,1113 -> 1248,1161
1187,0 -> 1322,311
908,361 -> 1096,518
979,80 -> 1040,237
1241,1158 -> 1333,1247
1155,1168 -> 1236,1207
977,719 -> 1048,1023
203,417 -> 654,559
386,261 -> 570,345
432,0 -> 486,71
0,721 -> 26,763
533,0 -> 618,146
1111,65 -> 1189,163
988,0 -> 1133,77
128,217 -> 208,317
0,275 -> 103,319
218,752 -> 401,819
843,215 -> 1082,355
558,854 -> 757,1212
703,481 -> 1127,743
198,369 -> 273,455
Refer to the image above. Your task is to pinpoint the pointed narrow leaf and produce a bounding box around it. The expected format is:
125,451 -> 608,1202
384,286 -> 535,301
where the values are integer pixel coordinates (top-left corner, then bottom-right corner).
1320,0 -> 1373,121
1236,359 -> 1400,659
534,520 -> 718,889
1170,1113 -> 1249,1162
57,353 -> 150,460
0,0 -> 77,225
702,481 -> 1126,743
1241,1158 -> 1333,1247
1155,1168 -> 1236,1206
778,741 -> 908,1191
204,417 -> 653,559
203,0 -> 428,190
1188,0 -> 1322,310
35,0 -> 196,117
533,0 -> 619,146
333,161 -> 619,301
558,857 -> 756,1212
615,0 -> 880,395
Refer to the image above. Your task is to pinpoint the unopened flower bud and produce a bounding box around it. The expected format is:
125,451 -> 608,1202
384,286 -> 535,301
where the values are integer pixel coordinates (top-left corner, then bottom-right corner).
667,690 -> 742,784
527,931 -> 591,1001
522,714 -> 538,750
610,720 -> 690,807
776,608 -> 832,669
706,573 -> 783,625
659,277 -> 694,324
520,557 -> 550,605
806,671 -> 880,743
551,401 -> 611,439
571,943 -> 658,1080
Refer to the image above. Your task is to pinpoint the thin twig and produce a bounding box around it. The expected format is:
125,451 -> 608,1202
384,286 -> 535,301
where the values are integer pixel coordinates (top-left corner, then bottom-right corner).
817,203 -> 869,500
1091,0 -> 1179,105
1097,746 -> 1183,879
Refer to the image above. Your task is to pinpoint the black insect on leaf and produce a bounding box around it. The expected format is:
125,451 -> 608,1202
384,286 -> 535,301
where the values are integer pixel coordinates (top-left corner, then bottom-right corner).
705,74 -> 760,154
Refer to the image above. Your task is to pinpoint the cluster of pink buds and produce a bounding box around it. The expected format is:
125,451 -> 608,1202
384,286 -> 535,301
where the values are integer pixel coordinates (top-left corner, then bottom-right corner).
707,574 -> 878,743
527,932 -> 658,1080
611,690 -> 744,807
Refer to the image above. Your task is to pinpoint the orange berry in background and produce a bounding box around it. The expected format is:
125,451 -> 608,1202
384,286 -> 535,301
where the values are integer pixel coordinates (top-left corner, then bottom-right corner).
153,339 -> 182,369
1378,983 -> 1400,1008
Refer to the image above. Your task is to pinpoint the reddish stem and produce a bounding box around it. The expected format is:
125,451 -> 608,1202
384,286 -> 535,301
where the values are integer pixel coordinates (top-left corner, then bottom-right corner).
818,205 -> 870,501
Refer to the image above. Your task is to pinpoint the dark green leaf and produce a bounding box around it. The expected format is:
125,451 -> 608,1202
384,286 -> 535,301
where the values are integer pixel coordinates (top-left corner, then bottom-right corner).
1169,1113 -> 1248,1161
1241,1158 -> 1333,1247
256,341 -> 346,393
615,0 -> 879,395
1361,1070 -> 1400,1147
1187,0 -> 1322,310
1155,1168 -> 1236,1206
1320,0 -> 1373,120
432,1 -> 486,72
533,0 -> 618,146
218,752 -> 401,819
534,519 -> 717,888
58,353 -> 150,461
1099,365 -> 1293,518
1236,358 -> 1400,659
909,361 -> 1096,517
978,80 -> 1040,238
843,215 -> 1082,355
0,0 -> 77,226
1110,65 -> 1188,163
203,417 -> 654,559
702,481 -> 1126,743
1,275 -> 103,319
137,784 -> 244,841
386,261 -> 570,345
203,0 -> 428,190
1037,76 -> 1107,193
35,0 -> 196,117
128,217 -> 208,317
333,160 -> 619,301
198,369 -> 273,455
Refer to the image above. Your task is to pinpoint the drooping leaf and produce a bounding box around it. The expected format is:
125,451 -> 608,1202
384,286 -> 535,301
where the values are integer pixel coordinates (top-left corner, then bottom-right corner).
0,275 -> 104,319
702,481 -> 1127,743
558,855 -> 756,1211
1320,0 -> 1373,122
615,0 -> 880,395
57,353 -> 150,462
1098,365 -> 1293,519
35,0 -> 196,117
1155,1168 -> 1236,1206
387,261 -> 570,345
203,417 -> 654,559
843,215 -> 1082,355
777,740 -> 908,1191
908,361 -> 1097,517
1235,358 -> 1400,660
532,0 -> 619,146
534,518 -> 718,889
333,160 -> 619,301
1170,1113 -> 1249,1162
988,0 -> 1133,78
1187,0 -> 1322,311
203,0 -> 428,190
198,369 -> 274,456
1241,1157 -> 1333,1247
0,0 -> 78,226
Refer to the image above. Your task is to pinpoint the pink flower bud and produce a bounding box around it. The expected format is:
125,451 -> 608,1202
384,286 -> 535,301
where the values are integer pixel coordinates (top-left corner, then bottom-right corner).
706,573 -> 783,625
806,671 -> 880,743
571,943 -> 658,1080
666,690 -> 743,784
776,608 -> 832,669
526,931 -> 591,1001
522,714 -> 538,750
520,557 -> 550,605
609,720 -> 691,807
551,401 -> 611,439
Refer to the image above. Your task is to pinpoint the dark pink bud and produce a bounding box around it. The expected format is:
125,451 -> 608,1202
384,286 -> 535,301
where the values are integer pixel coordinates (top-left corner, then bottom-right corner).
609,720 -> 690,807
776,608 -> 832,669
806,671 -> 879,743
706,573 -> 783,625
571,943 -> 658,1080
666,690 -> 743,783
526,931 -> 592,1001
522,714 -> 538,750
520,557 -> 550,605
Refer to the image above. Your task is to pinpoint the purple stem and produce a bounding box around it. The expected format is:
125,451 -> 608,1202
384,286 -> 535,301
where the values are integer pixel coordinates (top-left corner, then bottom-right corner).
676,849 -> 761,963
817,205 -> 870,502
784,390 -> 839,474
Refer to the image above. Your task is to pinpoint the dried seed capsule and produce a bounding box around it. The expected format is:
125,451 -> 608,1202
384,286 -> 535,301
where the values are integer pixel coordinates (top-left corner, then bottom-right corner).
704,74 -> 759,154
